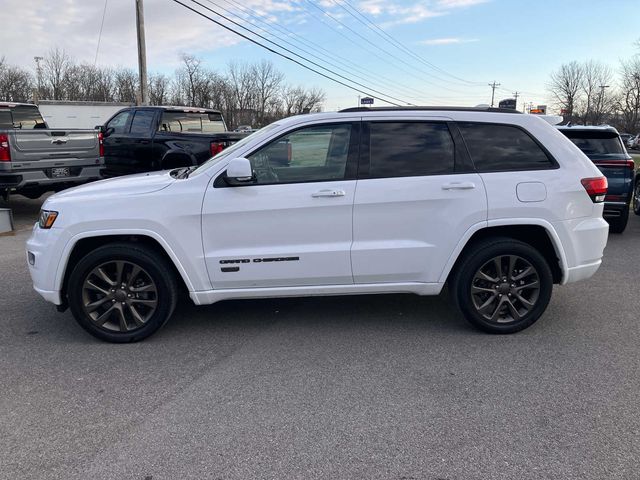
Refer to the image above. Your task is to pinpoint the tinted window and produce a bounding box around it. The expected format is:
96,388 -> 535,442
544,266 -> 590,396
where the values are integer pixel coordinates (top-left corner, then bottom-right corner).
0,110 -> 12,129
11,106 -> 46,129
107,110 -> 131,134
458,123 -> 553,171
160,111 -> 226,133
247,124 -> 352,184
560,130 -> 625,155
369,122 -> 455,178
130,110 -> 156,135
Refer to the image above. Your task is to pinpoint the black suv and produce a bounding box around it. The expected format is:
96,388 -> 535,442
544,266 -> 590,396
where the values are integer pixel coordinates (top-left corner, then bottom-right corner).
558,125 -> 635,233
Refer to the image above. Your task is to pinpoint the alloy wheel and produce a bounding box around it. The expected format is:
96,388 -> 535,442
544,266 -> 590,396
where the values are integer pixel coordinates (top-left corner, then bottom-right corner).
470,255 -> 540,324
81,260 -> 158,332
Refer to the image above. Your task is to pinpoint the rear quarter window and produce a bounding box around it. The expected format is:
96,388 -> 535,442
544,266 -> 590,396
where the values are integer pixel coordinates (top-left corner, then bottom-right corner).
458,122 -> 555,172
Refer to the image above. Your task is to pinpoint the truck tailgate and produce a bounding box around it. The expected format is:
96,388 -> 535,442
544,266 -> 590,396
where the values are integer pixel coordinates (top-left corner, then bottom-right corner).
12,129 -> 100,162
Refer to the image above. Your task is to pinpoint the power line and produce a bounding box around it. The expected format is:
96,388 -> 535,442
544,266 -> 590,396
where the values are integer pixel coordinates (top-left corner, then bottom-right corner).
190,0 -> 413,105
201,0 -> 428,103
94,0 -> 108,66
333,0 -> 487,87
299,0 -> 474,95
169,0 -> 405,106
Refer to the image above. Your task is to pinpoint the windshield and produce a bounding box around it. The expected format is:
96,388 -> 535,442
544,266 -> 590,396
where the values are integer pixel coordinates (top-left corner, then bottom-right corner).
189,123 -> 281,176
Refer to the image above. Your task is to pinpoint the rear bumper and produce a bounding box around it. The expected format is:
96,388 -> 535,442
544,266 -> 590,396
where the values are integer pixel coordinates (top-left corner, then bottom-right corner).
552,215 -> 609,285
0,166 -> 103,192
603,201 -> 629,218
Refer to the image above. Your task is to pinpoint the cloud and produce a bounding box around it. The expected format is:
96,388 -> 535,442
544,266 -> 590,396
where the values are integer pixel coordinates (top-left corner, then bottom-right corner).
420,37 -> 479,45
356,0 -> 489,28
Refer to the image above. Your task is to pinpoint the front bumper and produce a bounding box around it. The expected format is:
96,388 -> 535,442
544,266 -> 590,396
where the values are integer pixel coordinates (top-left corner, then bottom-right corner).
26,224 -> 68,305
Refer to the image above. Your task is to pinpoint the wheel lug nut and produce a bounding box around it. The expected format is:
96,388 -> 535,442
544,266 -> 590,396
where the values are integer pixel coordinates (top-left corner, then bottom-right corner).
112,299 -> 115,303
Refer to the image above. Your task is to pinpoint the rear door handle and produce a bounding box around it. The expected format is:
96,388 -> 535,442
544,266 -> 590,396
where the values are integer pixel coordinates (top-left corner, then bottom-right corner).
312,189 -> 346,198
441,182 -> 476,190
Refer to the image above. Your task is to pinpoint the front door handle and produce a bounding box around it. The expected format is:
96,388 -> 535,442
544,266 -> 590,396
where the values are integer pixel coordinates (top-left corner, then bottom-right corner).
441,182 -> 476,190
312,189 -> 346,198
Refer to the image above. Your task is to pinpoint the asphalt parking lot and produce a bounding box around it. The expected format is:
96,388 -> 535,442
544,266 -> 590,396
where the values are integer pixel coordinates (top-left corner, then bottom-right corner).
1,195 -> 639,480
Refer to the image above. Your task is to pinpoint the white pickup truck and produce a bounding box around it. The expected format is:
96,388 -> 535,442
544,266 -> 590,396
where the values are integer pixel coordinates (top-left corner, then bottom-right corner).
0,102 -> 104,200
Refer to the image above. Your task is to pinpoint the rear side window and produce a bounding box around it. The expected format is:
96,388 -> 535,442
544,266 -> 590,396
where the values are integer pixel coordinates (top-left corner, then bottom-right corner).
458,122 -> 554,172
369,122 -> 455,178
160,111 -> 226,134
130,110 -> 156,135
560,130 -> 625,155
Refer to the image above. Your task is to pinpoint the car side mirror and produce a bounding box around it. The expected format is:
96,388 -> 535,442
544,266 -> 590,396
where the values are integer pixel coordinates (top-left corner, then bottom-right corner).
225,157 -> 255,185
102,126 -> 114,137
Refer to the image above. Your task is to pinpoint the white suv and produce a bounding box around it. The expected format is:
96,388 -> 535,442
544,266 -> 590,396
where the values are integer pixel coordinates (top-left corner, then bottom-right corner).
26,107 -> 609,342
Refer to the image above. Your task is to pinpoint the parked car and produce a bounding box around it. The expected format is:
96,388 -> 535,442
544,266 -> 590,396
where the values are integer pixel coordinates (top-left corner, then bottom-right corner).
27,106 -> 609,342
620,133 -> 633,146
557,125 -> 634,233
628,134 -> 640,150
0,102 -> 104,200
99,106 -> 247,177
634,167 -> 640,216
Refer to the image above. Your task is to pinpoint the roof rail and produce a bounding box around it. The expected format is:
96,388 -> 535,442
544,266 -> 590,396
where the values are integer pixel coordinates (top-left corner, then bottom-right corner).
338,106 -> 523,114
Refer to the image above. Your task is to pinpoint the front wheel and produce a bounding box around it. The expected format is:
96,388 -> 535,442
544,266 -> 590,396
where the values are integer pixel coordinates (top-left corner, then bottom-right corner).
67,243 -> 178,342
451,238 -> 553,334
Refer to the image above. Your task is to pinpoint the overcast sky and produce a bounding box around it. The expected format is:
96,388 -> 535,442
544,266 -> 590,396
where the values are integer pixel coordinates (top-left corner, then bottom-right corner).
2,0 -> 639,110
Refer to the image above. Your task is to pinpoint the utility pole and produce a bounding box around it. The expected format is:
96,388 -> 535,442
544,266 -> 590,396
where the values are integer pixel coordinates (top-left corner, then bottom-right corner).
33,56 -> 43,103
135,0 -> 149,105
488,81 -> 500,107
512,91 -> 520,110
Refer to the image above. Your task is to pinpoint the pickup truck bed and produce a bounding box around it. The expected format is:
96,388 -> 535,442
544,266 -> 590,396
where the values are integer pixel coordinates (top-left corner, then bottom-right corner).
0,102 -> 103,199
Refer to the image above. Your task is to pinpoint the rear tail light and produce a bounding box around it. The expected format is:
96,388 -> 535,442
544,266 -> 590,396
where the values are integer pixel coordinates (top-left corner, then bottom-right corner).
210,142 -> 224,156
0,134 -> 10,162
97,132 -> 104,157
595,159 -> 635,170
581,176 -> 608,203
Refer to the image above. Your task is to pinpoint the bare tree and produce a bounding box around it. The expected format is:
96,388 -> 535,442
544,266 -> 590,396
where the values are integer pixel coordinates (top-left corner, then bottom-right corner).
113,68 -> 138,103
615,56 -> 640,133
283,85 -> 325,116
576,61 -> 613,125
252,60 -> 283,127
43,48 -> 71,100
148,73 -> 170,105
547,61 -> 583,123
0,58 -> 33,102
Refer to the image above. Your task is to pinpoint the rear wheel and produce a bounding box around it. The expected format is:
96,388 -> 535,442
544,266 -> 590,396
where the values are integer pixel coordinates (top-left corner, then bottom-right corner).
451,238 -> 553,334
67,243 -> 178,342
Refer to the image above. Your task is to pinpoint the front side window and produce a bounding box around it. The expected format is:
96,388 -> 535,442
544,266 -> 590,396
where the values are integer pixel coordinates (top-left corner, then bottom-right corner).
107,110 -> 131,134
368,122 -> 455,178
458,122 -> 554,171
246,124 -> 352,184
129,110 -> 156,135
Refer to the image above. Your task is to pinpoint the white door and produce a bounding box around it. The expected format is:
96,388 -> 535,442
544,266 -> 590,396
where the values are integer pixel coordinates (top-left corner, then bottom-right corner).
202,122 -> 359,289
352,120 -> 487,284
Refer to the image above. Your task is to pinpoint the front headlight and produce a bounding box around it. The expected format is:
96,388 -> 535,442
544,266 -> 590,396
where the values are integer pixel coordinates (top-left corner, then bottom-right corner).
38,210 -> 58,229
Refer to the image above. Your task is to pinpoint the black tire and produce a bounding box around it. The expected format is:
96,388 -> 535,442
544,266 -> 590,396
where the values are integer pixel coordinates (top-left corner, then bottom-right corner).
633,180 -> 640,216
67,243 -> 178,342
607,207 -> 629,234
450,237 -> 553,334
